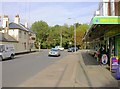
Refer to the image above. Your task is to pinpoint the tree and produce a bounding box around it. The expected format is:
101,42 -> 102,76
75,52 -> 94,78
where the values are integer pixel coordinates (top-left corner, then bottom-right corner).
31,21 -> 49,48
31,20 -> 88,49
76,24 -> 89,48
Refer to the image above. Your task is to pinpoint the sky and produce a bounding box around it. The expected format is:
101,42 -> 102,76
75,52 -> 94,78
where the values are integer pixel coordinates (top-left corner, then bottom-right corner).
0,1 -> 99,27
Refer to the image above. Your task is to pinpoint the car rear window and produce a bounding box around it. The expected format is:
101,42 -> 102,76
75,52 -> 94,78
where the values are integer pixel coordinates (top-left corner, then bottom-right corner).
51,49 -> 58,51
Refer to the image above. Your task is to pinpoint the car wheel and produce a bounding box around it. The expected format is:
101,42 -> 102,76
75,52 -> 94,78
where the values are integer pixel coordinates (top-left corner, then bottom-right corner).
0,56 -> 2,61
10,54 -> 15,59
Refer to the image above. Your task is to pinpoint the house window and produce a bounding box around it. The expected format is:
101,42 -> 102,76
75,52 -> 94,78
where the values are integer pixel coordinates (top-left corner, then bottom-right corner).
31,37 -> 35,40
110,0 -> 115,16
24,32 -> 26,39
24,42 -> 26,50
103,2 -> 109,16
19,30 -> 22,38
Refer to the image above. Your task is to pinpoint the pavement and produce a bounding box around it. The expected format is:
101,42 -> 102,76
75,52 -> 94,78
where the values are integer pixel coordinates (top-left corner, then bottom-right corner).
19,50 -> 120,87
75,50 -> 119,87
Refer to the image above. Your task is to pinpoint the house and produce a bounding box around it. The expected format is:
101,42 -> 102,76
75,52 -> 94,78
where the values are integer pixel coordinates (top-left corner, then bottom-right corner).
0,15 -> 36,53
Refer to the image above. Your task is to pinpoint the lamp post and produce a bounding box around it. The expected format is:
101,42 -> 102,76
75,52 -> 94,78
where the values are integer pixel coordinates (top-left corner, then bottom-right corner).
68,18 -> 77,52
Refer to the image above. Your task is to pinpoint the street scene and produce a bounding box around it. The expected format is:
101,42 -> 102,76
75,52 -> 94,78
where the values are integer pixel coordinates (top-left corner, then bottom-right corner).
0,0 -> 120,88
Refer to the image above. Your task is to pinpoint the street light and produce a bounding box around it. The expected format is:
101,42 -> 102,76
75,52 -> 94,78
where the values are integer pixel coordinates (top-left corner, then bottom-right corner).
68,18 -> 77,52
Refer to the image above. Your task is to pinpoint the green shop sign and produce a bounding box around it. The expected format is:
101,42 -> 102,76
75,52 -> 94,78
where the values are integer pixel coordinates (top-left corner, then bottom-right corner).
92,16 -> 120,24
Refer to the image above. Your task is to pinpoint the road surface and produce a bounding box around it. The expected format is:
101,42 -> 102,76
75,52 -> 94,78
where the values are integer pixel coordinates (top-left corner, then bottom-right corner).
2,50 -> 69,87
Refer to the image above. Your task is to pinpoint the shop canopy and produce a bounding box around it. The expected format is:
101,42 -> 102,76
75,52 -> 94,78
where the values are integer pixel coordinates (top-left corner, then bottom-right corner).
84,16 -> 120,42
90,16 -> 120,25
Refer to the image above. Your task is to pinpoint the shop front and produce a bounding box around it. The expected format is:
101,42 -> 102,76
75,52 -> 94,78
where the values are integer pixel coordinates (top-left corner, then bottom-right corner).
85,16 -> 120,65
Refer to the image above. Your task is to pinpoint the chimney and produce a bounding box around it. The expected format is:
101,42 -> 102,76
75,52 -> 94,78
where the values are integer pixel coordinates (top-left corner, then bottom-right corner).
25,22 -> 28,28
95,10 -> 100,16
2,15 -> 9,28
2,15 -> 9,33
14,15 -> 20,24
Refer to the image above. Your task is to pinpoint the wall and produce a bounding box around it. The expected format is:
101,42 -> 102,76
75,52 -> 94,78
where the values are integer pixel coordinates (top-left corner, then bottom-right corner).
8,29 -> 19,41
6,29 -> 36,53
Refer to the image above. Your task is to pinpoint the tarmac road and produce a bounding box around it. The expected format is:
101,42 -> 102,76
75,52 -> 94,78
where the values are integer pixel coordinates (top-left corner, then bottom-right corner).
2,50 -> 69,87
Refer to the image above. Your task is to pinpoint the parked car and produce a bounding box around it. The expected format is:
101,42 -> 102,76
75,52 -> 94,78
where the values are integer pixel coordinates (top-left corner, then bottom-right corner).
48,48 -> 60,57
55,46 -> 64,51
68,47 -> 74,52
68,47 -> 78,52
0,44 -> 15,61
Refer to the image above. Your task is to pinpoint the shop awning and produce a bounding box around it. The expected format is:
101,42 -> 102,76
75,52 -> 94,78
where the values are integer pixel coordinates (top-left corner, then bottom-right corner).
90,16 -> 120,25
84,16 -> 120,42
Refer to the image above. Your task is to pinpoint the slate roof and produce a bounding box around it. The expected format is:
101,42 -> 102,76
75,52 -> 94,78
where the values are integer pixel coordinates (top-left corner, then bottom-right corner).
9,22 -> 35,33
9,22 -> 28,31
0,32 -> 18,42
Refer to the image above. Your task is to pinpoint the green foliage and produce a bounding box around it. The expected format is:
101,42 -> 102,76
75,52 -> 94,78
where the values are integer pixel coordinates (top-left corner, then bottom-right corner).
76,24 -> 89,47
31,21 -> 49,42
31,21 -> 88,49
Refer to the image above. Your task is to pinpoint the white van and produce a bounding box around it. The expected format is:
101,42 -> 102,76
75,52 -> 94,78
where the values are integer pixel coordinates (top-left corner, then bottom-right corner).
0,44 -> 15,61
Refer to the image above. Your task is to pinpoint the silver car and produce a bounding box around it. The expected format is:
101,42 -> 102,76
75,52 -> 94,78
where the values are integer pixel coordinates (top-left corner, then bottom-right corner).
48,48 -> 60,57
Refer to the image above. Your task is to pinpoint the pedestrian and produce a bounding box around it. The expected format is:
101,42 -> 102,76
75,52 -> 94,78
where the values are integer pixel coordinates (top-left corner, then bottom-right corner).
106,47 -> 110,66
95,48 -> 100,62
98,46 -> 102,64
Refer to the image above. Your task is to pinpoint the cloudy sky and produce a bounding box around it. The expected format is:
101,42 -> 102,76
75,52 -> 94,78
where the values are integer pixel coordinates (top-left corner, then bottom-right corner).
0,1 -> 99,27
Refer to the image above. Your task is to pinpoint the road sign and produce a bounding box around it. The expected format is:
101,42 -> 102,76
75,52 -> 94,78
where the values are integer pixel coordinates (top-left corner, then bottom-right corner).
101,54 -> 108,64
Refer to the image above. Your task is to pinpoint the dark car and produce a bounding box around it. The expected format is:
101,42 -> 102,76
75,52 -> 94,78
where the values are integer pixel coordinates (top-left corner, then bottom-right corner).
68,47 -> 78,52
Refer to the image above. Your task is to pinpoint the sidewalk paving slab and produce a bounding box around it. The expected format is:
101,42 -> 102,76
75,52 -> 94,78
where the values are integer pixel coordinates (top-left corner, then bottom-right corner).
75,50 -> 119,87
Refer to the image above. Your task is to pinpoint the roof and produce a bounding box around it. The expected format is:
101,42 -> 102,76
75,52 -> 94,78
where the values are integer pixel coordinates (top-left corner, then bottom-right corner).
0,32 -> 18,42
9,22 -> 35,34
9,22 -> 27,31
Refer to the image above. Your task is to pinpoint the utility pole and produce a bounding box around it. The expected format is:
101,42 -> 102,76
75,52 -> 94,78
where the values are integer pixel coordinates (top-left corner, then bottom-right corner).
74,23 -> 76,52
68,18 -> 77,52
60,28 -> 62,47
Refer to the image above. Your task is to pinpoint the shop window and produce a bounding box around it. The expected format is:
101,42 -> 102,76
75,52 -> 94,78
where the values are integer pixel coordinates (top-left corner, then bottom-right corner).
109,37 -> 115,57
